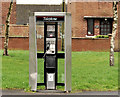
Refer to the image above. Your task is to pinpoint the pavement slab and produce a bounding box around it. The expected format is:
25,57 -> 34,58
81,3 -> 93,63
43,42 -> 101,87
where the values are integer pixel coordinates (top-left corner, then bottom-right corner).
1,89 -> 118,95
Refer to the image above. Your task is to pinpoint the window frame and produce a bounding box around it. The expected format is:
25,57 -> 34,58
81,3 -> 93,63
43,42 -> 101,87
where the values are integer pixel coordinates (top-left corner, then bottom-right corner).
100,19 -> 112,35
87,19 -> 94,36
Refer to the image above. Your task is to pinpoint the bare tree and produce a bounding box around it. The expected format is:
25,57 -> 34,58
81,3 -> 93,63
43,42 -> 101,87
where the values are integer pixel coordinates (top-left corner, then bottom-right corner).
3,0 -> 13,56
61,0 -> 65,51
110,1 -> 118,66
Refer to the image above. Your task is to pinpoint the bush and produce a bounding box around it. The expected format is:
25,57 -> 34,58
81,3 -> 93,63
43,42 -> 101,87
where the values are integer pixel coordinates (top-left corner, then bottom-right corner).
95,35 -> 109,38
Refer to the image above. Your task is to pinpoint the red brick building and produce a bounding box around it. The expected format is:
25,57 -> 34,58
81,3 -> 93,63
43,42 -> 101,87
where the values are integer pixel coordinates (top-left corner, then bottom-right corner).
67,2 -> 118,37
1,1 -> 120,51
67,1 -> 119,51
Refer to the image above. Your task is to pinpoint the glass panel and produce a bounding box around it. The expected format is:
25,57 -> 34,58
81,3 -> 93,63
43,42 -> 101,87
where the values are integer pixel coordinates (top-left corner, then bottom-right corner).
101,22 -> 104,25
107,21 -> 110,25
107,29 -> 110,32
37,58 -> 44,83
101,25 -> 103,28
58,59 -> 65,83
101,29 -> 103,31
104,25 -> 107,28
88,19 -> 94,35
107,25 -> 110,28
100,20 -> 112,35
37,23 -> 44,84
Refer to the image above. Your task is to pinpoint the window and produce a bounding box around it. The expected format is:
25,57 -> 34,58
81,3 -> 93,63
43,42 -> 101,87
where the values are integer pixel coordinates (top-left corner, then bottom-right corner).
87,19 -> 94,36
100,20 -> 112,35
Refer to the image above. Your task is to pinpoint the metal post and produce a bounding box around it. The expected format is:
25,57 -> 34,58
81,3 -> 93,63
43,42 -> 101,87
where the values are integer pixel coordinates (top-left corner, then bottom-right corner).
29,13 -> 37,91
64,13 -> 72,92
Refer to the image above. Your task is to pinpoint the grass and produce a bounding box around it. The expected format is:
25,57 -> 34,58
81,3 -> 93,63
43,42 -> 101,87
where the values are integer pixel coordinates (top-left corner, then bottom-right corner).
71,52 -> 118,92
1,50 -> 118,92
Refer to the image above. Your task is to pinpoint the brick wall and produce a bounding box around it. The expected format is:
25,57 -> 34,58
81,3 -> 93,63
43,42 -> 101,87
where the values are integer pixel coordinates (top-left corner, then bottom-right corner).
72,38 -> 110,51
2,37 -> 29,50
1,37 -> 110,52
1,37 -> 62,51
1,25 -> 29,37
94,19 -> 100,36
2,2 -> 16,24
1,24 -> 61,38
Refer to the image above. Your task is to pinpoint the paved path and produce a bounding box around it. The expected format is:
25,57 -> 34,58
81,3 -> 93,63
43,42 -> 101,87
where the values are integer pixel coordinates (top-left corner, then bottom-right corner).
1,89 -> 118,95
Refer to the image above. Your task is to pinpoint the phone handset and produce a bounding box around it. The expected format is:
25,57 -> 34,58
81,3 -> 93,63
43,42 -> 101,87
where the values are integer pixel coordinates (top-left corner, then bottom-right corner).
46,42 -> 50,51
43,42 -> 50,59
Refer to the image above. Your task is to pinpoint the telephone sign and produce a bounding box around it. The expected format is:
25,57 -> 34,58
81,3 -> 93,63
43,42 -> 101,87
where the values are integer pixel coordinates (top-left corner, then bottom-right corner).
36,16 -> 64,22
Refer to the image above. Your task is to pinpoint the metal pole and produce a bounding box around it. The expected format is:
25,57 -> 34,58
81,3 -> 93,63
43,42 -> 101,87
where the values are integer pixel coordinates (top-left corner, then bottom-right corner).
29,13 -> 37,91
65,13 -> 72,92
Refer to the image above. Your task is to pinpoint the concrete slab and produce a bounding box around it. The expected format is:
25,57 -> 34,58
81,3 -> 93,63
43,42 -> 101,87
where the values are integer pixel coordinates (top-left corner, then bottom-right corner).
1,89 -> 118,95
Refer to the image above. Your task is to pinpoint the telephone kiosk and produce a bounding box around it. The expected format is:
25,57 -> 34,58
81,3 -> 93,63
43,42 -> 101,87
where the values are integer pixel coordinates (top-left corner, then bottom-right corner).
44,22 -> 58,90
29,12 -> 71,92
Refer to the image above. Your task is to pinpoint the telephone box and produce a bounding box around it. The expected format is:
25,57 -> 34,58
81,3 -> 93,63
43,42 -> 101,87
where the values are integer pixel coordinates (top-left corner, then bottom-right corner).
29,12 -> 71,92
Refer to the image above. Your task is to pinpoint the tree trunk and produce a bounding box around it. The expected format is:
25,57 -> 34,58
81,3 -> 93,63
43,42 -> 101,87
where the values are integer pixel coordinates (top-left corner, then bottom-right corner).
61,0 -> 65,51
110,1 -> 118,66
3,0 -> 13,56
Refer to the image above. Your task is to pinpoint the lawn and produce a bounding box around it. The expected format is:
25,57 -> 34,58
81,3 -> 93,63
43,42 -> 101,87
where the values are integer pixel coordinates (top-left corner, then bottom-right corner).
2,50 -> 118,92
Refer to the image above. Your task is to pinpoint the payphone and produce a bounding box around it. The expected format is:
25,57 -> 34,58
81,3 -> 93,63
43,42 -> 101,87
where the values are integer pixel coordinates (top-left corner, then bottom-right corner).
44,22 -> 58,89
29,12 -> 71,92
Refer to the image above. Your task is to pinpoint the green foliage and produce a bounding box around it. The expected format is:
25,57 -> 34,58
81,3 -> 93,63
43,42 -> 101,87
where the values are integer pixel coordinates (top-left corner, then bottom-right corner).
94,35 -> 109,38
2,50 -> 118,92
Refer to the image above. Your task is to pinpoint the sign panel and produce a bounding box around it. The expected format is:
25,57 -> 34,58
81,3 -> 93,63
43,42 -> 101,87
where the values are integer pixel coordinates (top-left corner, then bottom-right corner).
36,16 -> 64,22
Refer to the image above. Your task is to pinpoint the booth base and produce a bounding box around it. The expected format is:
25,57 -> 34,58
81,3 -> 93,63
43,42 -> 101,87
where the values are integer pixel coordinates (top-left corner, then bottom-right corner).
37,90 -> 66,93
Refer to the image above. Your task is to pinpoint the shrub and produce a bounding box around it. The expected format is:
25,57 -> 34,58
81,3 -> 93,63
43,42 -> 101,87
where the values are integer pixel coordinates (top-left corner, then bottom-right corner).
95,35 -> 109,38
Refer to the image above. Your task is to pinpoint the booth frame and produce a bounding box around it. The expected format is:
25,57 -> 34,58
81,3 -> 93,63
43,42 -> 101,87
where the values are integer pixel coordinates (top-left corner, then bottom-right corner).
29,12 -> 72,92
